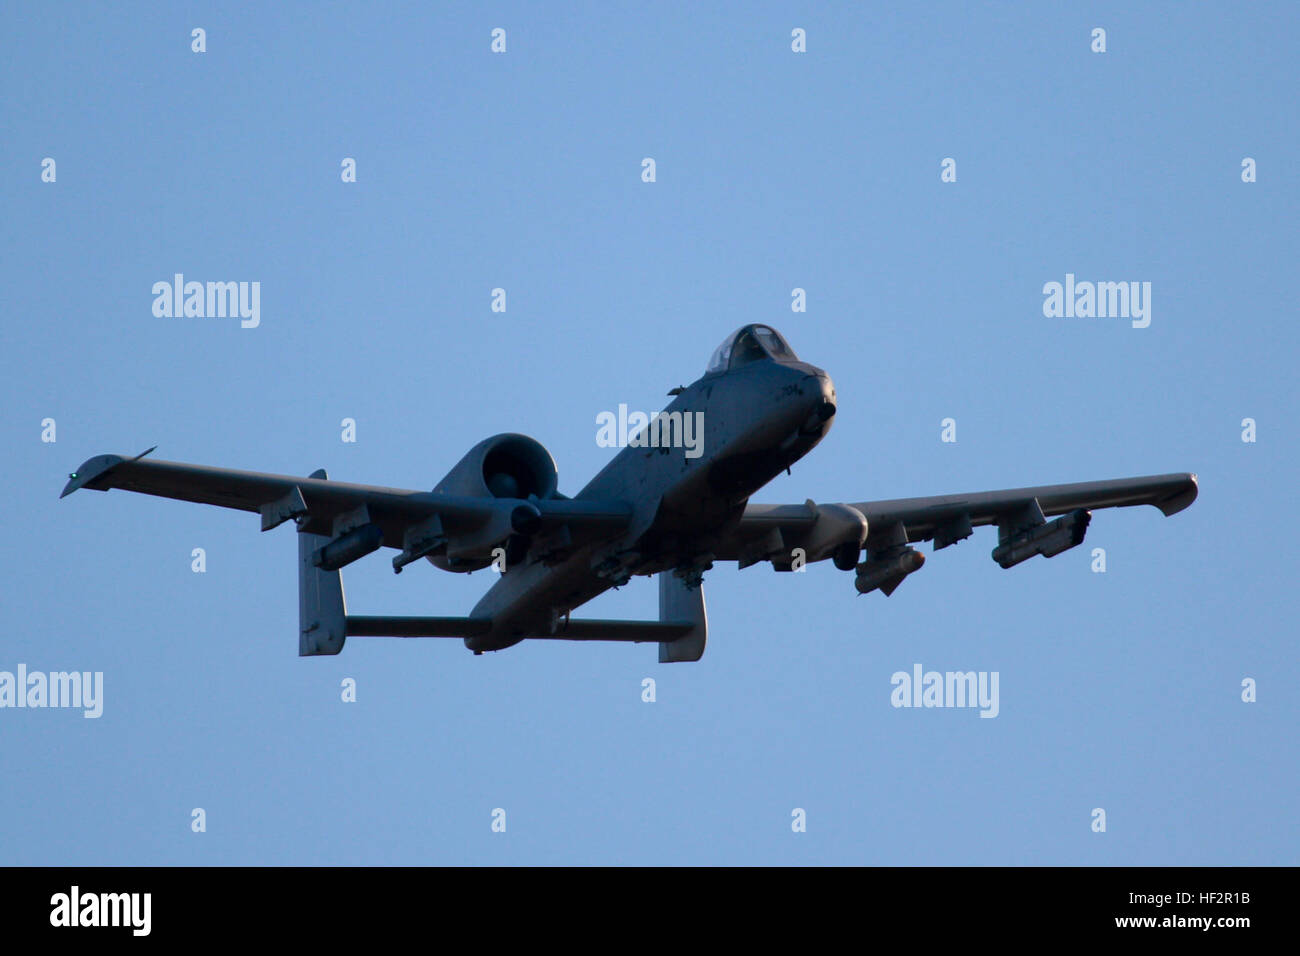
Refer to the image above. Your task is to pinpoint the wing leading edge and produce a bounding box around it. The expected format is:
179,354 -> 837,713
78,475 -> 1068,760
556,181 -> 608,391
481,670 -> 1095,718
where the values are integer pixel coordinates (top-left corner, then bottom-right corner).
716,472 -> 1197,587
60,451 -> 632,561
850,472 -> 1198,544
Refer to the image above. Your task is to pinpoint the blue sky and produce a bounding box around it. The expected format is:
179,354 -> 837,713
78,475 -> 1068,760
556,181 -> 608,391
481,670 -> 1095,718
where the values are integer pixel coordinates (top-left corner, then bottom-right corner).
2,2 -> 1296,864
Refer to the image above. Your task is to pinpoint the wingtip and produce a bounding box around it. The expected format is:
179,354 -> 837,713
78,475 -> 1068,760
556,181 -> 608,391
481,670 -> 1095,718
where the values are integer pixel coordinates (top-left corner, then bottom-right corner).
1158,472 -> 1199,516
59,453 -> 127,499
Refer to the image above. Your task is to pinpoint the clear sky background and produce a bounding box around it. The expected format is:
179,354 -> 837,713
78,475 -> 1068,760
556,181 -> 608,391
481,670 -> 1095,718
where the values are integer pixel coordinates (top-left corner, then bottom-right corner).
2,2 -> 1296,865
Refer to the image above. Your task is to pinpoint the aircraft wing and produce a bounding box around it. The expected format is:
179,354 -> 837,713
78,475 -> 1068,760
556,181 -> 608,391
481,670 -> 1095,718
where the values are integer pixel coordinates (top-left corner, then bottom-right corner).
60,450 -> 632,568
847,472 -> 1198,542
715,472 -> 1197,584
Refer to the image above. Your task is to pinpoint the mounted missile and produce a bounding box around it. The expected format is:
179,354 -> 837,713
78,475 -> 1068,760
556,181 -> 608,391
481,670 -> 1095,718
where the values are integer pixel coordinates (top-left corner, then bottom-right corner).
392,515 -> 447,574
854,546 -> 925,596
313,523 -> 384,571
991,508 -> 1091,569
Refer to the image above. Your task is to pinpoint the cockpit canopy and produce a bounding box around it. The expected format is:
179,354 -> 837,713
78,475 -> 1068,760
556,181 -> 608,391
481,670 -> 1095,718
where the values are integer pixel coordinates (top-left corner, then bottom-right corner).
706,324 -> 799,373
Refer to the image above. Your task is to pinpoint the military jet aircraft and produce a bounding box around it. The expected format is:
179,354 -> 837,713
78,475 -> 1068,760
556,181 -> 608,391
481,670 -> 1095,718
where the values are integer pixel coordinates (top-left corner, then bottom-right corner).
61,324 -> 1197,662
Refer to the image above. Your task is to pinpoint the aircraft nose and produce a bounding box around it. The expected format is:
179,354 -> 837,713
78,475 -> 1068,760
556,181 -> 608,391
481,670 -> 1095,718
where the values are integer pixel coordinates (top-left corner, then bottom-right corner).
800,371 -> 837,432
809,370 -> 835,418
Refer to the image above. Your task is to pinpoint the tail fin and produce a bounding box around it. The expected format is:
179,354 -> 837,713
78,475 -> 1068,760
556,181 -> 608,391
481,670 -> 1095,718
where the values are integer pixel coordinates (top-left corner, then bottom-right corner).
658,573 -> 707,663
299,468 -> 347,656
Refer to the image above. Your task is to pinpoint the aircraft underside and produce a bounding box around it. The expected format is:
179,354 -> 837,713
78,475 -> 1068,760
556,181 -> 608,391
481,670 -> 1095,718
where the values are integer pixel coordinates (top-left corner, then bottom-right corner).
60,324 -> 1197,663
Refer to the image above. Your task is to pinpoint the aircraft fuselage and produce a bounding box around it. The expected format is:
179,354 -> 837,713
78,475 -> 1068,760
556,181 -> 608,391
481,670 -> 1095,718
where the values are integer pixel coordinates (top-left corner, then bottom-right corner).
467,359 -> 836,651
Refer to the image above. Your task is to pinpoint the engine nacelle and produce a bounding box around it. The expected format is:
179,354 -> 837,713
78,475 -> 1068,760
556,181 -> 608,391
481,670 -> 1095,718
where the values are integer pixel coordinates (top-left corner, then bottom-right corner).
429,434 -> 559,572
434,433 -> 559,501
991,509 -> 1091,569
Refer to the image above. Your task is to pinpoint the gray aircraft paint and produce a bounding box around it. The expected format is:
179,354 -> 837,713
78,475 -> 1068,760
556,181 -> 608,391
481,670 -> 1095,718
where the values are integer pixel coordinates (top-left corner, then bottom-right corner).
61,325 -> 1197,662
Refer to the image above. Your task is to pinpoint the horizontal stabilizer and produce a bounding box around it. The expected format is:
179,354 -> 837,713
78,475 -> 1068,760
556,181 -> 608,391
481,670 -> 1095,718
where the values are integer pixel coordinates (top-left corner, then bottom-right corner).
344,617 -> 694,642
535,619 -> 696,643
346,616 -> 491,638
